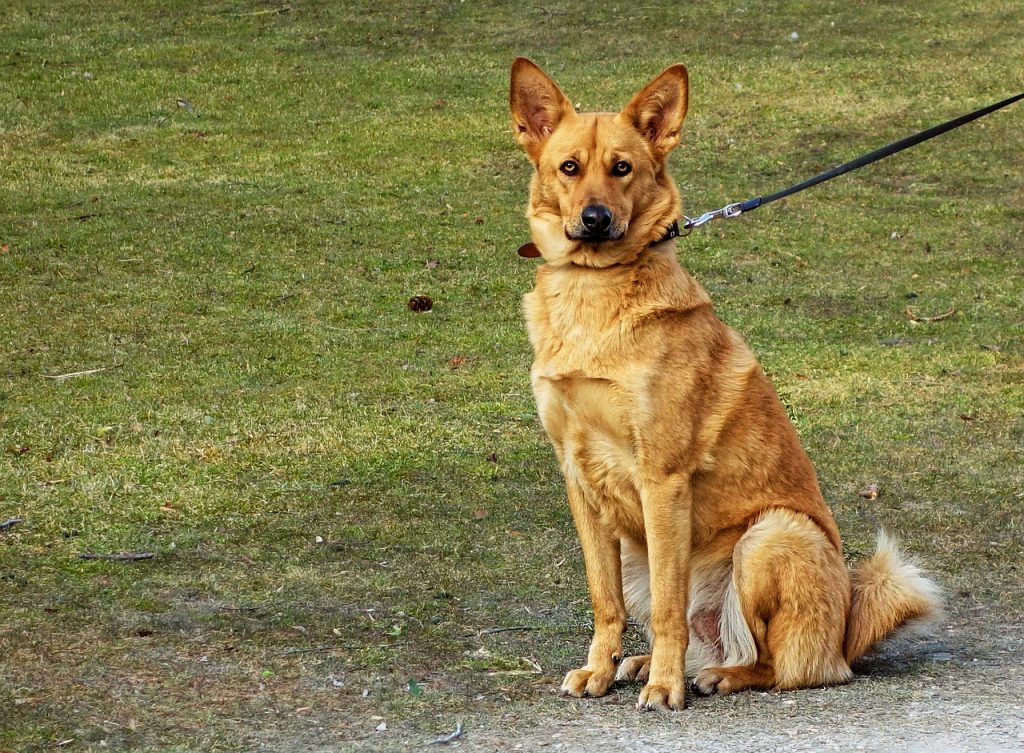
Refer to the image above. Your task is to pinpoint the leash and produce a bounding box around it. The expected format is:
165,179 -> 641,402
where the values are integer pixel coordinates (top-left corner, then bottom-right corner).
681,90 -> 1024,232
516,90 -> 1022,258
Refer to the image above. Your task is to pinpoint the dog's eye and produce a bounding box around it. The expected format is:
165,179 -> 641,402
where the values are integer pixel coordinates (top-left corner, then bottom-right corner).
560,160 -> 579,176
612,160 -> 632,177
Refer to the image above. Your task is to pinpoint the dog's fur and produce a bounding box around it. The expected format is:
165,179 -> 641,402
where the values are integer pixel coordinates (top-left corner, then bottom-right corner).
509,58 -> 941,711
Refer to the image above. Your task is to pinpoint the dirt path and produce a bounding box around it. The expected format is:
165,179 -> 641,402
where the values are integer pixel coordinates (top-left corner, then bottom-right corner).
328,621 -> 1023,753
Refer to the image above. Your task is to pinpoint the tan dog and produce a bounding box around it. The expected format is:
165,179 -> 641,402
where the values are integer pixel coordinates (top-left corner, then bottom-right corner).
509,58 -> 940,711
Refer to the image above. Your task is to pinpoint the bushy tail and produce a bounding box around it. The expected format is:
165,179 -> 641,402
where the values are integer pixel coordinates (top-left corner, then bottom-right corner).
844,532 -> 942,665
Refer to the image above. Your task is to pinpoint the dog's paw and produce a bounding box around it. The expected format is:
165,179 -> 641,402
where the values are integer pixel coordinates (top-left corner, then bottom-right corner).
692,667 -> 731,696
560,667 -> 614,698
637,680 -> 686,711
616,655 -> 651,683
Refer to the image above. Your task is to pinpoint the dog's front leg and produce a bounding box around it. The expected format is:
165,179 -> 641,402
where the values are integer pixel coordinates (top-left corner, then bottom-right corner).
560,481 -> 626,699
637,476 -> 691,711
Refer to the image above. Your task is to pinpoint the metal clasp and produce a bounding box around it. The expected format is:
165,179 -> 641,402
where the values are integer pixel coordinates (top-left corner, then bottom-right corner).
682,202 -> 743,230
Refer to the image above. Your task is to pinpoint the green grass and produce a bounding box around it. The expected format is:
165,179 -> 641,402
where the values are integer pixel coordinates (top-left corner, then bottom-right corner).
1,1 -> 1022,750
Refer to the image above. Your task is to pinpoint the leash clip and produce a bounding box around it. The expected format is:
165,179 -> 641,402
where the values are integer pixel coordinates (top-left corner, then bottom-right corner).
682,202 -> 743,231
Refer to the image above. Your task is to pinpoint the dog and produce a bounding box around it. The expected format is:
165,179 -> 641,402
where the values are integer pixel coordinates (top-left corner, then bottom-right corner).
508,57 -> 941,711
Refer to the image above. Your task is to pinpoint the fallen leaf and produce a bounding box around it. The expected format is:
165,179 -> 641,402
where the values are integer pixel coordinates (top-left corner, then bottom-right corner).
448,356 -> 468,368
472,509 -> 488,520
1,243 -> 9,253
858,483 -> 880,500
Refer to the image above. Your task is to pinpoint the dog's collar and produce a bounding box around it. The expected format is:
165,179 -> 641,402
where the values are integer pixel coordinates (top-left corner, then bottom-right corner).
653,220 -> 681,245
517,220 -> 681,259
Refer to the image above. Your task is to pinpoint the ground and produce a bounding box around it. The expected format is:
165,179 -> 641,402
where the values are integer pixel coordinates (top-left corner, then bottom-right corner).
1,1 -> 1022,751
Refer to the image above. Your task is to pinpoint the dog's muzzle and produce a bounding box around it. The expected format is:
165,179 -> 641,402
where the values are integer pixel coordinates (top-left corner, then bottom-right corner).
566,204 -> 625,243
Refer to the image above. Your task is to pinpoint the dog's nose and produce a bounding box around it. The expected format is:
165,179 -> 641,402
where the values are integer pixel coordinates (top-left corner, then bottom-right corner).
581,204 -> 613,236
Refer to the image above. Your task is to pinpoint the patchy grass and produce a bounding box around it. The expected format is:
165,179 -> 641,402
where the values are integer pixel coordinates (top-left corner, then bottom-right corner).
1,1 -> 1021,750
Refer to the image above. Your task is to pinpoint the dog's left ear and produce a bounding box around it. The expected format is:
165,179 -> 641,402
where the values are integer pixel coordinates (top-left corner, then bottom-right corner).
622,64 -> 689,158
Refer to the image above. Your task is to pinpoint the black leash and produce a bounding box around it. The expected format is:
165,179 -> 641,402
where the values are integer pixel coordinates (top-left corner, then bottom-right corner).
682,90 -> 1024,232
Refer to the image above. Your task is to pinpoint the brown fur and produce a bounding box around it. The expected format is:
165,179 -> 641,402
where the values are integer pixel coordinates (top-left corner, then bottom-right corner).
508,58 -> 941,711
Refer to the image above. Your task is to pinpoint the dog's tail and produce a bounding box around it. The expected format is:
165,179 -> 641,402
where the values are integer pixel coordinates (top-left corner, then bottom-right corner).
844,531 -> 942,665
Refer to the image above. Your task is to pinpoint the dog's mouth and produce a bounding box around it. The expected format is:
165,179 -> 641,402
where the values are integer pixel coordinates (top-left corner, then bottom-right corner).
564,225 -> 627,244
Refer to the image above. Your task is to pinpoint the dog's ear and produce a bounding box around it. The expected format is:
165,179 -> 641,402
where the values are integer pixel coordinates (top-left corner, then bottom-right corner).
622,64 -> 689,158
509,57 -> 573,161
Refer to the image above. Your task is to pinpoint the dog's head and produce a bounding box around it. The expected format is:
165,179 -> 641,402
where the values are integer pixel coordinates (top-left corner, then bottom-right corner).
510,58 -> 688,268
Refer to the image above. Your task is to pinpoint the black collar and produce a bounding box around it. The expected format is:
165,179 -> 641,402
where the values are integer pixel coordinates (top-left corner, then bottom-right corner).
517,220 -> 681,259
653,220 -> 680,245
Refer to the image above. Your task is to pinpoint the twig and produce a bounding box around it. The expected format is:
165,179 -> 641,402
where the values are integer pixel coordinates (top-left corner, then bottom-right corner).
279,640 -> 404,656
906,305 -> 957,323
278,643 -> 363,656
42,365 -> 117,382
476,625 -> 540,637
225,180 -> 271,193
0,518 -> 23,531
428,721 -> 463,745
155,97 -> 198,126
227,4 -> 291,16
520,656 -> 543,673
78,551 -> 154,562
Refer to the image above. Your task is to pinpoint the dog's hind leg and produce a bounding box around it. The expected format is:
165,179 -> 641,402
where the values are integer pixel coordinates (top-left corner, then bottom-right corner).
693,508 -> 853,696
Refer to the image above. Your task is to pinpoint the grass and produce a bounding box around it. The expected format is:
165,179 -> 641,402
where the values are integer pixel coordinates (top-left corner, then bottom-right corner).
1,1 -> 1022,750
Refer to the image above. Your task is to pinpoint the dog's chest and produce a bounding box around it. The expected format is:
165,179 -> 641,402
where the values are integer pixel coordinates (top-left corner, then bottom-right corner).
535,371 -> 645,535
526,288 -> 648,536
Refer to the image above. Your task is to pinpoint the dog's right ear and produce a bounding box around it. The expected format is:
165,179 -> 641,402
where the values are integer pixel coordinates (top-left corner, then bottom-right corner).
509,58 -> 573,162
